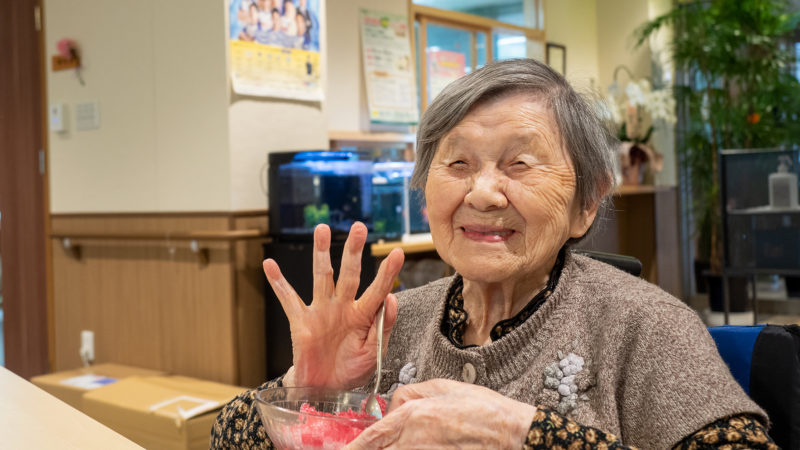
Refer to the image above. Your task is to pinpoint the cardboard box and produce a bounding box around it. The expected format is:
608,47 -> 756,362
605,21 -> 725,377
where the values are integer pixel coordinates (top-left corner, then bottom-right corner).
31,363 -> 165,411
82,376 -> 246,450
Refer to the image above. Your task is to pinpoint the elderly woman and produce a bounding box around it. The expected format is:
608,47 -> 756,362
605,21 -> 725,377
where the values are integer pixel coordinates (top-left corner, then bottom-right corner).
211,59 -> 775,449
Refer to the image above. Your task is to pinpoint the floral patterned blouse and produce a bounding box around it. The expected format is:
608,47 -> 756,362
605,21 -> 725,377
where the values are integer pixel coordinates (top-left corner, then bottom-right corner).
210,252 -> 777,449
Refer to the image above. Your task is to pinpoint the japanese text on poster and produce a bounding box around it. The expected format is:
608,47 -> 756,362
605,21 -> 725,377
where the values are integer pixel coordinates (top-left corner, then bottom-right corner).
360,9 -> 419,124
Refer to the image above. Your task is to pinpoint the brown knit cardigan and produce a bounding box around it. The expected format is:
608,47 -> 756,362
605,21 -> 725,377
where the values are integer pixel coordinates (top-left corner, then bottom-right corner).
364,252 -> 766,448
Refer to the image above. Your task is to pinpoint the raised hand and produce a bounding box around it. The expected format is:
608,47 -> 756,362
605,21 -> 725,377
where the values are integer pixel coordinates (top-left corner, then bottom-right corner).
263,222 -> 404,390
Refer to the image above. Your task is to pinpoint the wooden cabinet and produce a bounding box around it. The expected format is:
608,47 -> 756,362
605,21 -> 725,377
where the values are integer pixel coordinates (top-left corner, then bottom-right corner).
575,185 -> 682,297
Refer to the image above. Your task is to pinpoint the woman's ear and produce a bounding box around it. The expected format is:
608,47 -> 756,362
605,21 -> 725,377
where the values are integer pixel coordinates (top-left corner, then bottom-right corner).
568,200 -> 600,239
570,173 -> 614,239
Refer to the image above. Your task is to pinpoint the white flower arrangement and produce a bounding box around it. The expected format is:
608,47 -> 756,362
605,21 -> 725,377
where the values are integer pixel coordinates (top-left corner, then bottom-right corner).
604,75 -> 676,144
598,65 -> 677,184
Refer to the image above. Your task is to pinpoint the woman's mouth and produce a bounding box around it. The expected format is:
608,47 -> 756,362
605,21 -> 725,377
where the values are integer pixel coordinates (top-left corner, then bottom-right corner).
460,226 -> 516,242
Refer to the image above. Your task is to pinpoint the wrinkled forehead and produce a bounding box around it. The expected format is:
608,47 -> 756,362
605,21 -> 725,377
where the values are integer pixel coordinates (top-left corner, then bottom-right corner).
438,91 -> 569,160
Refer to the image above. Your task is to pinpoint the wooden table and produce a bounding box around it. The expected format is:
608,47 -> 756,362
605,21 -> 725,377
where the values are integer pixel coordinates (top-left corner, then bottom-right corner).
0,366 -> 143,449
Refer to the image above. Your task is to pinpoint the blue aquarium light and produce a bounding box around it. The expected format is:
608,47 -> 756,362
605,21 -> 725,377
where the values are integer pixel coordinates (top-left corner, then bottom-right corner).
292,151 -> 357,162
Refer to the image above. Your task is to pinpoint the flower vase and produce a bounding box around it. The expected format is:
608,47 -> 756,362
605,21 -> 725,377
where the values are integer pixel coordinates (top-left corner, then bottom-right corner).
618,142 -> 663,186
622,158 -> 646,185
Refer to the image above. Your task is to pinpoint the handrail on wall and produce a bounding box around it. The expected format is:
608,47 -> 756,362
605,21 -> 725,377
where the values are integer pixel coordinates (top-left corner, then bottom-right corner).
50,229 -> 269,265
49,229 -> 267,241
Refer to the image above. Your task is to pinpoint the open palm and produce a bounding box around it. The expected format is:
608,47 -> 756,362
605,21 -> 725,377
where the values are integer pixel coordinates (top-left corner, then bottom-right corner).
263,222 -> 404,390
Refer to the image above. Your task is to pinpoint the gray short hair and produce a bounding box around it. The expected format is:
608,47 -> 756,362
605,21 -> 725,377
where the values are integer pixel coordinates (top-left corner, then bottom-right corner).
411,59 -> 617,223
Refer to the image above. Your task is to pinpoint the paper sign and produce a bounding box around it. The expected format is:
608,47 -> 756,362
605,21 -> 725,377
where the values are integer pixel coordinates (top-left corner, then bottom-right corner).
60,374 -> 118,390
427,50 -> 466,103
360,9 -> 419,124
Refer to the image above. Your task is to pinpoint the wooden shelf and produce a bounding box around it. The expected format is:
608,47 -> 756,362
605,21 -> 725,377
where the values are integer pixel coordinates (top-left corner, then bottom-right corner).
614,184 -> 674,196
371,239 -> 436,257
328,130 -> 416,147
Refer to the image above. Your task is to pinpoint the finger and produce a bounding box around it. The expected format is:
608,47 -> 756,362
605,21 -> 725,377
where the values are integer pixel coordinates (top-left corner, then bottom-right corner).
388,379 -> 456,413
358,248 -> 404,315
263,259 -> 305,316
312,224 -> 335,302
334,222 -> 368,302
344,403 -> 411,450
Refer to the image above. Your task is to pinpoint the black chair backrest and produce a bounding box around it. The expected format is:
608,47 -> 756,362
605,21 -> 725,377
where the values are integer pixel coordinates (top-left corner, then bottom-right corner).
749,324 -> 800,449
573,250 -> 642,277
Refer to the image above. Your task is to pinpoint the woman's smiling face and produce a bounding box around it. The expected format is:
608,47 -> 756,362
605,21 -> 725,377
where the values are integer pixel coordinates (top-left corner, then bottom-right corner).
425,92 -> 597,285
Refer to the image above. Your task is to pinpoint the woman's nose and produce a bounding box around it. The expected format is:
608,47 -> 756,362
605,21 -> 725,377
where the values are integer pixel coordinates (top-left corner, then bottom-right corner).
464,169 -> 508,211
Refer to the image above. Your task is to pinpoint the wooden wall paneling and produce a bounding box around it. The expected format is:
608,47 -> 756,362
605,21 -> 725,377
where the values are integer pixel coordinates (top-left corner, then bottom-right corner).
52,239 -> 110,371
98,241 -> 166,371
51,214 -> 241,384
156,241 -> 236,384
227,234 -> 242,386
232,213 -> 268,387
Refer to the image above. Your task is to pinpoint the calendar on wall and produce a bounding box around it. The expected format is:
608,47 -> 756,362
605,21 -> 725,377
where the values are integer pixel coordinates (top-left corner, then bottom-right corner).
229,0 -> 323,101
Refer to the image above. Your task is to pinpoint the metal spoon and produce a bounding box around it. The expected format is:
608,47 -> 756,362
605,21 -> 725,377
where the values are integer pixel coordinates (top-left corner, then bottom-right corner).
364,300 -> 385,419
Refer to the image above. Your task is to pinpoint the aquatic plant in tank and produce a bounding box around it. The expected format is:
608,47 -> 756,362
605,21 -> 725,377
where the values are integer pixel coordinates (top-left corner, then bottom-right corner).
277,151 -> 373,236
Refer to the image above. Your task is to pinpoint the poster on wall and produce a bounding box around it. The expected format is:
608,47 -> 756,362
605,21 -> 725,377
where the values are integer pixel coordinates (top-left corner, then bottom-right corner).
359,9 -> 419,125
229,0 -> 323,101
427,50 -> 465,103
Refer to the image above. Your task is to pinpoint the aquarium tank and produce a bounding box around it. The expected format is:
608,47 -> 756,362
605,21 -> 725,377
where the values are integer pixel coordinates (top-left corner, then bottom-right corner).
269,151 -> 373,239
268,150 -> 430,241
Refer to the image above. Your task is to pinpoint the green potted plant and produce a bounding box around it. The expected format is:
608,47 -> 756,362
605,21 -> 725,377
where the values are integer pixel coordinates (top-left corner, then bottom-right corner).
635,0 -> 800,309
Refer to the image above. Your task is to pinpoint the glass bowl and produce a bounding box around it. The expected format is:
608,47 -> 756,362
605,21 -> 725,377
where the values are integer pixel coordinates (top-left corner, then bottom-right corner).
254,386 -> 387,450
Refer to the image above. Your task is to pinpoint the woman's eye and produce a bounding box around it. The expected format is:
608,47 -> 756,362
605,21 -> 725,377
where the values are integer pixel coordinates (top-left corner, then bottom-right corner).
449,160 -> 467,167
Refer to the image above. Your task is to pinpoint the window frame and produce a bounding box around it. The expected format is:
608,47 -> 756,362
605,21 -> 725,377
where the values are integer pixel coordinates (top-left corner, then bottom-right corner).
408,1 -> 546,111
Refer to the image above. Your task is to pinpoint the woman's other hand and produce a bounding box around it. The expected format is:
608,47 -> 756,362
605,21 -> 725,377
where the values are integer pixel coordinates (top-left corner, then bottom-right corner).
263,222 -> 404,390
346,379 -> 536,449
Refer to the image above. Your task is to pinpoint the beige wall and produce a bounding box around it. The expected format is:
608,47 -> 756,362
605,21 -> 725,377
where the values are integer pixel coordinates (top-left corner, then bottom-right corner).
325,0 -> 410,132
595,0 -> 677,186
647,0 -> 677,187
544,0 -> 599,91
45,0 -> 409,213
45,0 -> 231,213
228,99 -> 329,211
228,0 -> 415,211
546,0 -> 677,186
45,0 -> 677,214
226,0 -> 330,212
596,0 -> 652,88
